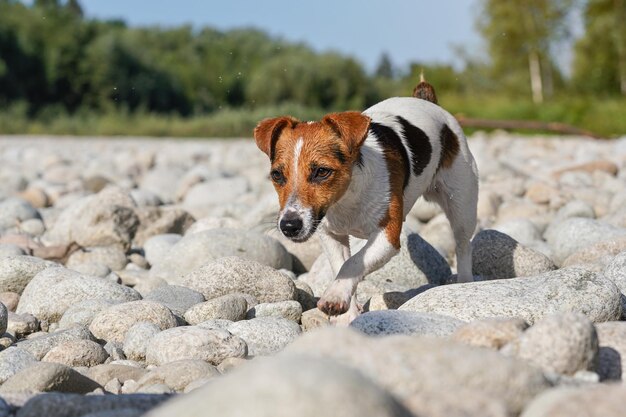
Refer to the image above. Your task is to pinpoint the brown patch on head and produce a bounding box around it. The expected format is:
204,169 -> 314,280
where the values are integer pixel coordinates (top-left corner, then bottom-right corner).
253,116 -> 299,160
322,111 -> 371,157
262,112 -> 371,228
412,72 -> 438,104
438,124 -> 460,170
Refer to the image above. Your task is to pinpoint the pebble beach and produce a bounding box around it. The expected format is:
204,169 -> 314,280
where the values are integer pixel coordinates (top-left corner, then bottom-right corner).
0,132 -> 625,416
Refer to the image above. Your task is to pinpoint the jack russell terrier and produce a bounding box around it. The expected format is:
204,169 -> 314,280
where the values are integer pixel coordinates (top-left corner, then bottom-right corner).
254,79 -> 478,319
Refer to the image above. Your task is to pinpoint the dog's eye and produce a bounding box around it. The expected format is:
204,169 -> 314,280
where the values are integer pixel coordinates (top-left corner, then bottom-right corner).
270,170 -> 285,184
313,167 -> 333,180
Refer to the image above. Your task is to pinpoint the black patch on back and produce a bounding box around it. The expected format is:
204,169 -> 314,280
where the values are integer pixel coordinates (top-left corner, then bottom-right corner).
369,122 -> 410,189
438,123 -> 460,170
396,116 -> 432,177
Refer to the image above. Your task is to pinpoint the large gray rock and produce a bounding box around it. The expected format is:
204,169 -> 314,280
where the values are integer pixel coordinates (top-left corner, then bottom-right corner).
180,257 -> 296,303
227,317 -> 302,356
246,300 -> 303,322
400,268 -> 622,325
0,243 -> 26,258
501,313 -> 598,375
0,362 -> 101,394
89,300 -> 177,343
146,326 -> 247,366
17,267 -> 141,323
42,339 -> 109,367
143,234 -> 182,266
297,255 -> 334,297
182,177 -> 249,218
17,326 -> 95,360
493,218 -> 542,247
86,364 -> 149,386
603,251 -> 626,317
44,187 -> 139,249
6,311 -> 39,338
58,299 -> 118,330
16,392 -> 169,417
452,317 -> 529,349
150,229 -> 292,282
545,218 -> 626,265
145,354 -> 413,417
143,285 -> 205,317
134,206 -> 195,247
285,327 -> 549,417
123,322 -> 162,362
520,385 -> 626,417
140,166 -> 186,204
351,310 -> 465,337
595,321 -> 626,381
135,359 -> 220,393
0,256 -> 56,294
471,230 -> 556,279
184,294 -> 248,324
66,246 -> 128,272
562,236 -> 626,270
273,234 -> 323,273
0,198 -> 40,230
0,302 -> 6,336
0,347 -> 38,384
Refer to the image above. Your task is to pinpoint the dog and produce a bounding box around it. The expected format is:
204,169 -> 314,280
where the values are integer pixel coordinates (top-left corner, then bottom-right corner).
254,78 -> 478,319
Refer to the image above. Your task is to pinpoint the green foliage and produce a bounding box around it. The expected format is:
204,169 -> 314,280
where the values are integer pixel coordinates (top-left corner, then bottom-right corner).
0,1 -> 379,117
572,0 -> 626,95
0,0 -> 625,138
476,0 -> 574,99
375,53 -> 394,79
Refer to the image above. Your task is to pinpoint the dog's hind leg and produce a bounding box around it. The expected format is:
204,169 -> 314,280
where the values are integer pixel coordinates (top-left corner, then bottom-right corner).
425,163 -> 478,283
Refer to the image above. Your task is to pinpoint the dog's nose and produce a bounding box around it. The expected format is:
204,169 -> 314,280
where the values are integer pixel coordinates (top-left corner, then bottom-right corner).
279,215 -> 303,237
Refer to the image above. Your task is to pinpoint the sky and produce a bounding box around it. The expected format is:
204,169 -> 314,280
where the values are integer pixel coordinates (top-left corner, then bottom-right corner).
79,0 -> 483,72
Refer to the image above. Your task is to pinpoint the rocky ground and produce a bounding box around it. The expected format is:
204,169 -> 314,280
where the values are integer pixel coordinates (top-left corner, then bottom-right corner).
0,132 -> 625,416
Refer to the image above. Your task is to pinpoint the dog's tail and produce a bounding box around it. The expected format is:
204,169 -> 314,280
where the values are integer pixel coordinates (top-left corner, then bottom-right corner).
412,70 -> 438,105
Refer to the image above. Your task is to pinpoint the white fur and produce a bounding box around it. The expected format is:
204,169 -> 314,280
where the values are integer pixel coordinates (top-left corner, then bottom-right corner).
279,138 -> 313,240
292,137 -> 303,178
318,97 -> 479,319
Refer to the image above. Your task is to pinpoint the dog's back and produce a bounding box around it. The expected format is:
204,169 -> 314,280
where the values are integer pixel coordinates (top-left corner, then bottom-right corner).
362,96 -> 476,215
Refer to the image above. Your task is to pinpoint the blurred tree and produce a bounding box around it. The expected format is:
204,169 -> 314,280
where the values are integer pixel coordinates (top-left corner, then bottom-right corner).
375,52 -> 394,79
477,0 -> 574,102
573,0 -> 626,95
66,0 -> 83,17
246,50 -> 369,110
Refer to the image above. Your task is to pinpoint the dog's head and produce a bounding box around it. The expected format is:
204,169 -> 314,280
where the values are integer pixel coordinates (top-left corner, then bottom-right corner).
254,111 -> 371,242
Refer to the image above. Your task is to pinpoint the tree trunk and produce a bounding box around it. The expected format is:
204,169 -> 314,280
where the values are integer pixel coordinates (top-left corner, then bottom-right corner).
528,50 -> 544,103
543,57 -> 554,99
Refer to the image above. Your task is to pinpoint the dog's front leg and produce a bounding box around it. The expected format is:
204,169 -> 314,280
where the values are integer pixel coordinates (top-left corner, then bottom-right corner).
318,226 -> 350,276
317,229 -> 400,316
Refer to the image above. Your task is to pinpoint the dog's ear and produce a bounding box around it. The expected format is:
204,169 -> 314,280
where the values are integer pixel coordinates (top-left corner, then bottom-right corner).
254,116 -> 299,159
322,111 -> 371,155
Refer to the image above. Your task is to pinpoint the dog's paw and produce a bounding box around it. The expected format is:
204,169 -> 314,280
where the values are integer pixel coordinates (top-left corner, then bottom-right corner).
317,282 -> 353,316
329,303 -> 362,326
317,297 -> 350,316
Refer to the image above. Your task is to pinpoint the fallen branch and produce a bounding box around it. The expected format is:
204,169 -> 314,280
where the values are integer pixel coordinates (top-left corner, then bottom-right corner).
456,116 -> 604,139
